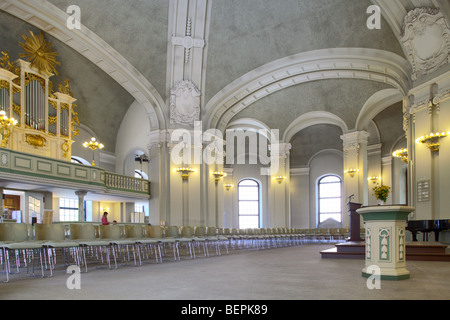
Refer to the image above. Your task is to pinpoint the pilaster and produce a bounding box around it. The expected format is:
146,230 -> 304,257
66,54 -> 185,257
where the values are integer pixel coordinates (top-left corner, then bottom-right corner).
341,131 -> 370,205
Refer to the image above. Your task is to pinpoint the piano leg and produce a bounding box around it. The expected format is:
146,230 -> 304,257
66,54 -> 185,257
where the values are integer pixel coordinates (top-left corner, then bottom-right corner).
410,231 -> 418,241
434,231 -> 440,242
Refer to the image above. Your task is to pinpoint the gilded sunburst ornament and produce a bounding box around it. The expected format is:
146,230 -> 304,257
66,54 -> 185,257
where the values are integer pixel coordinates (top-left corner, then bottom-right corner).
19,31 -> 60,75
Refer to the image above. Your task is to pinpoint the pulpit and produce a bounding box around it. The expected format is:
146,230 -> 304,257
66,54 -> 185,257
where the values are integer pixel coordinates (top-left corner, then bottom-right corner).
357,205 -> 415,280
347,202 -> 362,242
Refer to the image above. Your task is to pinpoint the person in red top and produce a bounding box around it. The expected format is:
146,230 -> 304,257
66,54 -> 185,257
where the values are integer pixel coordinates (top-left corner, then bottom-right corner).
101,211 -> 110,225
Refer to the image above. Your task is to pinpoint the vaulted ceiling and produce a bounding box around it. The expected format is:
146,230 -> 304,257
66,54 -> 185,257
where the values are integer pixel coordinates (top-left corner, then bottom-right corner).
0,0 -> 448,166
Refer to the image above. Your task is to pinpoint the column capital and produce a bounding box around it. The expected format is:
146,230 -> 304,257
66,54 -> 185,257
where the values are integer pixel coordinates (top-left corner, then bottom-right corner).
341,131 -> 370,145
75,190 -> 88,197
341,131 -> 370,153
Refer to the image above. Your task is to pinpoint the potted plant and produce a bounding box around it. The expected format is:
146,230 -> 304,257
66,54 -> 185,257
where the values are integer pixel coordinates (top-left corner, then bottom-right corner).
373,185 -> 391,205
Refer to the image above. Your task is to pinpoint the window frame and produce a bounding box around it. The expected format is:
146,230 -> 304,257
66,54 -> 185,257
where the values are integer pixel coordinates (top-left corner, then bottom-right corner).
238,178 -> 261,229
317,174 -> 343,224
59,198 -> 79,222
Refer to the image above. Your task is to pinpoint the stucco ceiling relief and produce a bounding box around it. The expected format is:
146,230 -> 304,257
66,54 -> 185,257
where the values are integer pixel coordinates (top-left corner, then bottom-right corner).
167,0 -> 210,127
401,7 -> 450,80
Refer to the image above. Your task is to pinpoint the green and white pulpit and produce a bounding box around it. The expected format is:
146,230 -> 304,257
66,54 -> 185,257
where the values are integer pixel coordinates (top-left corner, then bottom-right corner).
357,205 -> 415,281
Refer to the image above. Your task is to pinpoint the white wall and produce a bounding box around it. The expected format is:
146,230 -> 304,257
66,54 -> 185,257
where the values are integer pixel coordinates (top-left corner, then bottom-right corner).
115,100 -> 151,175
223,164 -> 269,229
290,169 -> 310,228
309,151 -> 344,228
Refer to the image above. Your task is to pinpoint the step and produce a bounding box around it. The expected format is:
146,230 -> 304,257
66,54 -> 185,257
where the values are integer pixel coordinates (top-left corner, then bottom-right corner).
320,241 -> 450,261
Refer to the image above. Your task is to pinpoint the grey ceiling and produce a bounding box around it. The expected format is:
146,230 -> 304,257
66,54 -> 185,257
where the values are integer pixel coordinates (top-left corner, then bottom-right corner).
206,0 -> 404,102
289,124 -> 343,168
231,79 -> 393,137
0,10 -> 135,152
0,0 -> 429,160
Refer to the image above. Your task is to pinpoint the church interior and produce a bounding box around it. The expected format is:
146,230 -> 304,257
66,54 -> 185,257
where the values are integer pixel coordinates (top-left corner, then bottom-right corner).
0,0 -> 449,300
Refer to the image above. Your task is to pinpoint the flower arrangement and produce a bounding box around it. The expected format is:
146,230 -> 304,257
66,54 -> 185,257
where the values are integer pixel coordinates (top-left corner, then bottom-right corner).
373,185 -> 391,202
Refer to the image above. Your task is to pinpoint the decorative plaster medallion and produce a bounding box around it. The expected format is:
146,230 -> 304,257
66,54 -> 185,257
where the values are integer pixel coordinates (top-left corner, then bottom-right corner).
170,80 -> 201,126
401,8 -> 450,80
1,152 -> 8,166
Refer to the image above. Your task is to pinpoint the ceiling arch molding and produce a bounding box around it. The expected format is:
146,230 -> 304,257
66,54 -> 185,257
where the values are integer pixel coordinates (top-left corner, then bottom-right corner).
205,47 -> 412,133
0,0 -> 167,131
226,118 -> 272,141
355,88 -> 404,131
283,111 -> 348,144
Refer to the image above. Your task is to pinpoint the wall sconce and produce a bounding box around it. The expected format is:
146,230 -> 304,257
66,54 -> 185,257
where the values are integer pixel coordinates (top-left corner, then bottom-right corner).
83,137 -> 104,166
175,167 -> 196,181
224,184 -> 234,191
416,131 -> 449,152
368,176 -> 380,184
101,207 -> 109,212
0,110 -> 18,148
344,169 -> 359,178
392,148 -> 408,163
212,171 -> 226,184
273,176 -> 287,184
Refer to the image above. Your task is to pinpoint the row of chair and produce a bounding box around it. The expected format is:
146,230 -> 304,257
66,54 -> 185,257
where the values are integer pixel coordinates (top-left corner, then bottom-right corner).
0,223 -> 231,282
0,223 -> 341,282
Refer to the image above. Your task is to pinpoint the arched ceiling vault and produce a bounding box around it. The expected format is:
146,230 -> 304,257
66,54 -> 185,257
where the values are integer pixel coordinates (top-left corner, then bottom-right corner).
0,0 -> 448,158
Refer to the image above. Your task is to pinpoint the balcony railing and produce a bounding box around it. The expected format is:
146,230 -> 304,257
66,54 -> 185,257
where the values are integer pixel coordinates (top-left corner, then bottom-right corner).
104,172 -> 149,194
0,147 -> 150,199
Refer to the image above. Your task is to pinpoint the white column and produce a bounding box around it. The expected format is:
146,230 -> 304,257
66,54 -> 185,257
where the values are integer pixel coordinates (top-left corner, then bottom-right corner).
407,71 -> 450,221
381,156 -> 393,204
222,167 -> 234,228
341,131 -> 370,205
75,190 -> 87,222
148,130 -> 170,226
269,143 -> 291,227
367,143 -> 383,205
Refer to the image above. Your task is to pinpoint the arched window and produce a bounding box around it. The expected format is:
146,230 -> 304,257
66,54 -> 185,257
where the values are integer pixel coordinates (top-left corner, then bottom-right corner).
71,156 -> 90,165
318,175 -> 342,223
238,179 -> 260,229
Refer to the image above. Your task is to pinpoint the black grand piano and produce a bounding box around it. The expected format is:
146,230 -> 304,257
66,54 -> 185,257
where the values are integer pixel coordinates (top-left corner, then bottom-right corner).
406,220 -> 450,242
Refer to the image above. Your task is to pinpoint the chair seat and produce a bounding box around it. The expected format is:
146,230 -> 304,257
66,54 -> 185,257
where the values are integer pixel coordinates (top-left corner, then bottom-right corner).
179,237 -> 195,242
159,238 -> 176,243
74,240 -> 111,247
0,241 -> 43,250
107,239 -> 137,246
135,239 -> 160,244
42,240 -> 80,248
